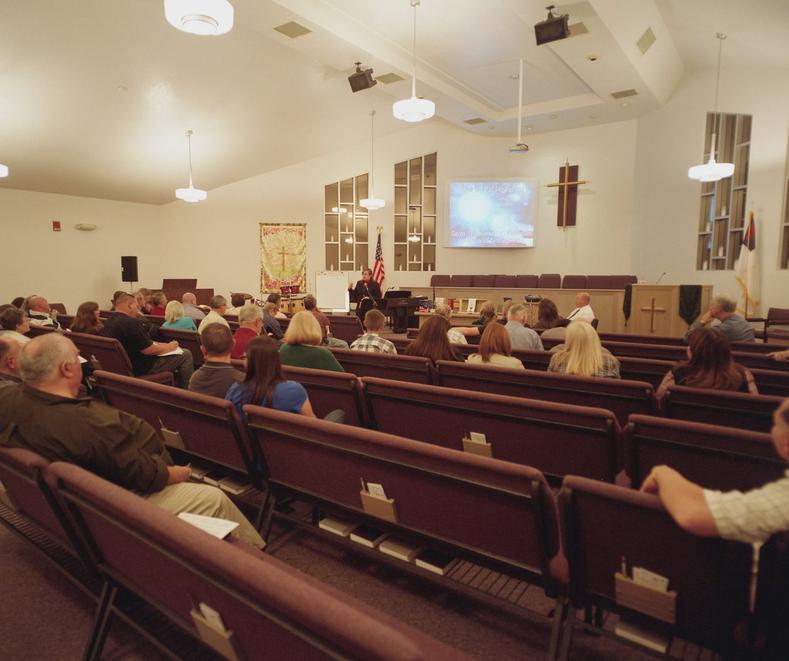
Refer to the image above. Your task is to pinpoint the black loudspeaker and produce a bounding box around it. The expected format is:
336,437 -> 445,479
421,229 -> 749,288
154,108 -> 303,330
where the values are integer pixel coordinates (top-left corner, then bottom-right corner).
121,256 -> 138,283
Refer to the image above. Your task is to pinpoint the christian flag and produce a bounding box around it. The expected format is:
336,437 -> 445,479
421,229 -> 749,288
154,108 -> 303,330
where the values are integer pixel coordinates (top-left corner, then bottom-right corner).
372,230 -> 385,286
734,212 -> 760,317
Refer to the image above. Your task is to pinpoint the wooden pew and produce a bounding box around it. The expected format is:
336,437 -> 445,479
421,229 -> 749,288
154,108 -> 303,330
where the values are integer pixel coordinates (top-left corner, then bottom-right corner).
662,385 -> 782,432
325,315 -> 364,344
157,327 -> 204,367
68,332 -> 173,384
244,407 -> 561,603
329,348 -> 434,384
48,461 -> 466,661
362,377 -> 620,483
557,476 -> 753,659
281,365 -> 366,426
623,415 -> 784,492
435,361 -> 655,427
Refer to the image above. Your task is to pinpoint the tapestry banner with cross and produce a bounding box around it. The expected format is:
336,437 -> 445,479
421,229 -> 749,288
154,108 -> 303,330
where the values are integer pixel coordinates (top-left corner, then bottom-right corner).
260,223 -> 306,293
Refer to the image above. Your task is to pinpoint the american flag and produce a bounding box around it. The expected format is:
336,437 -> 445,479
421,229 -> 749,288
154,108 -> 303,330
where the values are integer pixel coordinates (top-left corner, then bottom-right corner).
372,231 -> 385,285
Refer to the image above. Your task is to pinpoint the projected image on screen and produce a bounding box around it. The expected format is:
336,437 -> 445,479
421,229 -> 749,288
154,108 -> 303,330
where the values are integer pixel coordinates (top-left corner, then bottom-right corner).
448,180 -> 537,248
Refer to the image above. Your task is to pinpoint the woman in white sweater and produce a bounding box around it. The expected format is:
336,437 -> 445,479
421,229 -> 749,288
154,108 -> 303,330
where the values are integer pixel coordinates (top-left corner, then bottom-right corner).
466,322 -> 524,370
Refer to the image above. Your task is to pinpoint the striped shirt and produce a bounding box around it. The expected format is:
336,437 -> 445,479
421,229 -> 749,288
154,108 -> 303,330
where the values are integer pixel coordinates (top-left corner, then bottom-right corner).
350,333 -> 397,355
704,471 -> 789,543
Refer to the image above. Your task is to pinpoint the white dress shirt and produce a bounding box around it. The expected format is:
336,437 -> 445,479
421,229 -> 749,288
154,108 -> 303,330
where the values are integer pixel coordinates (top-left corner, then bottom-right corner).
566,304 -> 595,323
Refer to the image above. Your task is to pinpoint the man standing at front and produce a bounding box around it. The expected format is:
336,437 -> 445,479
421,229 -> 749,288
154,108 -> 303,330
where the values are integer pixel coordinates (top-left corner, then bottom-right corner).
103,293 -> 194,388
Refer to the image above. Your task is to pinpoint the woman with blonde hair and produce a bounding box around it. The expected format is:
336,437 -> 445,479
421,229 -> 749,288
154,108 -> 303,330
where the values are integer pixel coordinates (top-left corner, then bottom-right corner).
467,322 -> 524,370
162,300 -> 197,331
279,311 -> 344,372
548,321 -> 620,378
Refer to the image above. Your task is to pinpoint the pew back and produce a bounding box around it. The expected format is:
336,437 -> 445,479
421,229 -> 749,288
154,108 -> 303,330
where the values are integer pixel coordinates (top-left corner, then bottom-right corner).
662,385 -> 782,432
281,365 -> 366,426
329,348 -> 434,384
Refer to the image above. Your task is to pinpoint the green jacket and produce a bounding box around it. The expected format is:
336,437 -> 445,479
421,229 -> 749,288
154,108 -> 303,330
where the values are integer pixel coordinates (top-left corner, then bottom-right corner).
279,344 -> 345,372
0,383 -> 171,493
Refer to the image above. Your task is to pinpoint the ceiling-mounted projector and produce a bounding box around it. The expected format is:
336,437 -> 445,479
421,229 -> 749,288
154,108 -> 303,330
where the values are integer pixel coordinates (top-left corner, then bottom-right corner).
534,5 -> 570,45
348,62 -> 377,93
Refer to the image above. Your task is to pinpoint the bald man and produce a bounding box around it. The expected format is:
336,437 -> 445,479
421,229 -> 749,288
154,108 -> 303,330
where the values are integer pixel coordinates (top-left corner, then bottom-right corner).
181,292 -> 206,322
0,337 -> 22,388
24,295 -> 60,329
0,334 -> 263,548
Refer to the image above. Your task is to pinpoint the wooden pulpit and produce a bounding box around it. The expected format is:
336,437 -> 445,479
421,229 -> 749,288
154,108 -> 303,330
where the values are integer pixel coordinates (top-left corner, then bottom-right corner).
628,284 -> 712,337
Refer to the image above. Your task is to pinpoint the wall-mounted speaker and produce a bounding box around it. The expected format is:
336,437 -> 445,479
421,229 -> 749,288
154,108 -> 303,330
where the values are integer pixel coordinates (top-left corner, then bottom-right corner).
121,255 -> 138,283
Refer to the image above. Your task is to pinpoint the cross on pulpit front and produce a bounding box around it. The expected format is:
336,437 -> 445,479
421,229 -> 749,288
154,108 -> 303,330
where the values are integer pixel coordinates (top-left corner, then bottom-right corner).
640,297 -> 666,334
546,159 -> 588,228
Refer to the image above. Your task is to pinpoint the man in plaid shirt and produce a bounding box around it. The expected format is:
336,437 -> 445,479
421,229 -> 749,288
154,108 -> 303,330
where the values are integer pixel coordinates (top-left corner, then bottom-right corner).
350,310 -> 397,355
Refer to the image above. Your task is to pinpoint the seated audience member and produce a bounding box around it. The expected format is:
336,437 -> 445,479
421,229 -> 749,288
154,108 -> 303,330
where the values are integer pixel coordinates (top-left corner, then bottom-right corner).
189,323 -> 243,398
467,322 -> 524,370
472,301 -> 497,327
303,294 -> 348,348
497,300 -> 515,326
548,321 -> 620,378
657,327 -> 758,398
197,295 -> 230,334
134,288 -> 153,314
148,291 -> 167,316
280,311 -> 345,372
261,302 -> 284,340
405,316 -> 460,363
231,305 -> 263,359
566,292 -> 595,323
0,337 -> 22,387
351,309 -> 397,354
11,297 -> 25,309
685,293 -> 755,343
533,299 -> 567,340
103,293 -> 194,388
181,292 -> 206,321
266,293 -> 288,319
434,303 -> 469,344
505,304 -> 544,351
0,307 -> 31,346
69,301 -> 104,335
225,293 -> 248,316
0,334 -> 262,548
162,301 -> 197,331
227,335 -> 318,418
23,295 -> 60,329
641,397 -> 789,543
770,348 -> 789,362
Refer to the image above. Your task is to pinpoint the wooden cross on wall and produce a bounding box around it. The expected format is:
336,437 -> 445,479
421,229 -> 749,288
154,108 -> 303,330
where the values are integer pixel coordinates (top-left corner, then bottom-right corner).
546,159 -> 588,228
640,297 -> 666,334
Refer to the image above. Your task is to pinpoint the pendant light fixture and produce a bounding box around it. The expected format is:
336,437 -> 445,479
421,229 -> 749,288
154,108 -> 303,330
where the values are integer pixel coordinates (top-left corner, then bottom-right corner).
0,163 -> 8,177
175,130 -> 207,203
393,0 -> 435,123
688,33 -> 734,182
509,58 -> 529,153
164,0 -> 234,36
360,110 -> 386,210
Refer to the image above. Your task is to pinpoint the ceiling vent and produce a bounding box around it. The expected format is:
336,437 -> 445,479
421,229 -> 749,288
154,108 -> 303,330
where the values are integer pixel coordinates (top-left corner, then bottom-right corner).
375,72 -> 404,85
273,21 -> 312,38
569,22 -> 589,36
610,89 -> 638,99
464,117 -> 486,125
636,27 -> 656,54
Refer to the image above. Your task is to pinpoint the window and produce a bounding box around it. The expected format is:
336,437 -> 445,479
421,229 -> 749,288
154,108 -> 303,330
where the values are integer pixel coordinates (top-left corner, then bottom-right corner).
394,152 -> 437,272
696,112 -> 752,270
324,174 -> 369,272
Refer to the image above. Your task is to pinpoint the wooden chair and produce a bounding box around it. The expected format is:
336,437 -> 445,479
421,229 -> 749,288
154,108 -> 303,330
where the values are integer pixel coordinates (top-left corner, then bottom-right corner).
748,307 -> 789,342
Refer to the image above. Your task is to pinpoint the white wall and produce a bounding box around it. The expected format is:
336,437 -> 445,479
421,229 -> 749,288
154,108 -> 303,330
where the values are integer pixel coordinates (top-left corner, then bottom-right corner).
156,117 -> 637,298
632,66 -> 789,312
0,188 -> 160,312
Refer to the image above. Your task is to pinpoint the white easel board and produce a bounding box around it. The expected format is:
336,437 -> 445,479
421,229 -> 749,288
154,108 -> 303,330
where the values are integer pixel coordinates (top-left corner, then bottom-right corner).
315,271 -> 349,313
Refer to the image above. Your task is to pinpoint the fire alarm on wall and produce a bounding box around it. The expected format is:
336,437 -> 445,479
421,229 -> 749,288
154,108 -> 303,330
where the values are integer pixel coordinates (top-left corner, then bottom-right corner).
52,221 -> 61,232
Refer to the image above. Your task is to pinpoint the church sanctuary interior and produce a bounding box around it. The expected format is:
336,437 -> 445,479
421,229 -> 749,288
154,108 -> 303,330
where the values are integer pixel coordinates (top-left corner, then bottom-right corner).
3,1 -> 789,659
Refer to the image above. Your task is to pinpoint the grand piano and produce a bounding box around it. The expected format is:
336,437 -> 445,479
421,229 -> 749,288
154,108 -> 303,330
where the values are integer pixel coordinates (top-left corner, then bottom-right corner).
381,291 -> 426,333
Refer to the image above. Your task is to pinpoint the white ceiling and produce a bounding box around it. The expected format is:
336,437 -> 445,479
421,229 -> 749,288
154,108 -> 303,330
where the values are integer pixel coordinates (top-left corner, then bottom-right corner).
0,0 -> 786,204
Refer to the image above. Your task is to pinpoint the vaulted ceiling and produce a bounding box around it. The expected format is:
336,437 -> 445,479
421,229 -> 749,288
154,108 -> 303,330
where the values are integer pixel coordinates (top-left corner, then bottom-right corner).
0,0 -> 785,204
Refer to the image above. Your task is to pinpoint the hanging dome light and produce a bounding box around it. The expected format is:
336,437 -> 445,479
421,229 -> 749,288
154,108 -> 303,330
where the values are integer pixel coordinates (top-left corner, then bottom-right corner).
0,163 -> 8,177
164,0 -> 234,36
688,33 -> 734,183
393,0 -> 435,123
360,110 -> 386,210
175,130 -> 208,203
